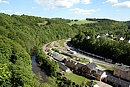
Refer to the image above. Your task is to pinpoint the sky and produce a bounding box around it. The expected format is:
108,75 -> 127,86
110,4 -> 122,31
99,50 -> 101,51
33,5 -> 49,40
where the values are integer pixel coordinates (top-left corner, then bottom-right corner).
0,0 -> 130,21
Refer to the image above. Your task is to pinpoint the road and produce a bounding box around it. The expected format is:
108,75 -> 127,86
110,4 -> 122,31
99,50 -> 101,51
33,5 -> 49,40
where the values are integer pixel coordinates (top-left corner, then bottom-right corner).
64,39 -> 114,67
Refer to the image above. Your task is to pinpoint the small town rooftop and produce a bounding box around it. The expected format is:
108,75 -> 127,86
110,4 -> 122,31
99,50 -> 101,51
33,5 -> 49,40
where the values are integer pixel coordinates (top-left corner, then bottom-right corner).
114,63 -> 130,71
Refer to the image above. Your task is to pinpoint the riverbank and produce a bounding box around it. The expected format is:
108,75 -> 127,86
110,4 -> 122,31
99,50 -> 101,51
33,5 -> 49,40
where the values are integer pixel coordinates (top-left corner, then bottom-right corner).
31,56 -> 47,83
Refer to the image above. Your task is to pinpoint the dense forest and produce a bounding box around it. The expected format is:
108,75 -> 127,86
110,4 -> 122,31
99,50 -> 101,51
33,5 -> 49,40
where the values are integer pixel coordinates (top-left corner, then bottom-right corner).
0,13 -> 130,86
0,13 -> 78,87
71,19 -> 130,65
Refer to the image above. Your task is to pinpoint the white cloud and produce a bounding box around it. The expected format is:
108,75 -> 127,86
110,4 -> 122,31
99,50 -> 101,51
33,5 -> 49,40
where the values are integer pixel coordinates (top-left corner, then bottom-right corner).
13,12 -> 23,15
34,0 -> 91,9
0,10 -> 12,13
81,0 -> 91,4
13,11 -> 32,15
32,7 -> 37,9
104,0 -> 118,4
34,0 -> 78,9
69,8 -> 100,15
0,0 -> 9,4
104,0 -> 130,8
113,1 -> 130,8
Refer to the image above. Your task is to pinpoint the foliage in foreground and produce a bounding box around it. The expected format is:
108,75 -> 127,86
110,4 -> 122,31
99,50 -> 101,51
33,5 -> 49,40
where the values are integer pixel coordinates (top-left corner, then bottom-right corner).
36,48 -> 59,77
0,36 -> 40,87
0,13 -> 78,86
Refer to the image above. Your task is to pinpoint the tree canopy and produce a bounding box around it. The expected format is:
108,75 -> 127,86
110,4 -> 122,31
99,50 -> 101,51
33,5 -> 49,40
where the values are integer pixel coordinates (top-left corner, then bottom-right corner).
0,13 -> 130,86
0,13 -> 77,86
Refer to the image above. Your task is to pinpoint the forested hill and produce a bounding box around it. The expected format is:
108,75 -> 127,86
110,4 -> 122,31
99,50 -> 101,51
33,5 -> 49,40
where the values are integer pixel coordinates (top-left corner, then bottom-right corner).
71,19 -> 130,66
0,13 -> 78,87
124,20 -> 130,29
0,13 -> 130,86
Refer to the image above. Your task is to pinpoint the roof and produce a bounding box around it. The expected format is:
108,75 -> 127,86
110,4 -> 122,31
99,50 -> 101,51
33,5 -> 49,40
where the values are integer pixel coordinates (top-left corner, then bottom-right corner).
53,56 -> 64,62
107,75 -> 130,87
75,63 -> 85,68
114,63 -> 130,71
95,69 -> 104,75
64,58 -> 77,64
57,61 -> 69,71
86,62 -> 97,70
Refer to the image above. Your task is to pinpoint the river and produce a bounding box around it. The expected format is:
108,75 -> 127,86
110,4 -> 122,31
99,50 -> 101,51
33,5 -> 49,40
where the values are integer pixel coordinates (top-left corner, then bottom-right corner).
31,56 -> 47,82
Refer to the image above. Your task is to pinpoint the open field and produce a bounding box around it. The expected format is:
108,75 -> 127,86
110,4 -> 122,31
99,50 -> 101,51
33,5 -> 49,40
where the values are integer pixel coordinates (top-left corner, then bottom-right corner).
97,63 -> 114,70
58,39 -> 66,47
76,58 -> 89,63
65,73 -> 90,85
68,20 -> 96,25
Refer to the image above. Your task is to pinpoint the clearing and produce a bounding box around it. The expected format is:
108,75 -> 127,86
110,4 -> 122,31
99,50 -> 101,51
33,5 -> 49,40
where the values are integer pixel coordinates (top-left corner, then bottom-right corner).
68,20 -> 96,25
65,73 -> 90,85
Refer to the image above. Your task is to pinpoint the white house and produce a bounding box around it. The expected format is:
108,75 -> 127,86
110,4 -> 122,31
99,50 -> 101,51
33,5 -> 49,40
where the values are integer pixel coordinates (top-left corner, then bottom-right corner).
120,37 -> 124,41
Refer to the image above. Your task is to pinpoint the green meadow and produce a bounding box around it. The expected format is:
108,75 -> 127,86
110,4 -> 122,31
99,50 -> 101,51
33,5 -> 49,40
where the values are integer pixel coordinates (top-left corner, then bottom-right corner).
68,20 -> 96,25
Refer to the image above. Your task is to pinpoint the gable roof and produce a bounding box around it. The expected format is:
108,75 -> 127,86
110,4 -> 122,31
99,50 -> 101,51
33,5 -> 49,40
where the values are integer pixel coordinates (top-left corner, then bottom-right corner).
76,63 -> 85,68
86,62 -> 97,70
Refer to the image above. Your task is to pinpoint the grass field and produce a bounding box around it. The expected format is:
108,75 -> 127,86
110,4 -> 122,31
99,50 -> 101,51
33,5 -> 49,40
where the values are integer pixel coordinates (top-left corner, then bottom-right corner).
58,39 -> 66,47
68,20 -> 96,25
97,63 -> 114,71
65,73 -> 90,85
77,58 -> 89,63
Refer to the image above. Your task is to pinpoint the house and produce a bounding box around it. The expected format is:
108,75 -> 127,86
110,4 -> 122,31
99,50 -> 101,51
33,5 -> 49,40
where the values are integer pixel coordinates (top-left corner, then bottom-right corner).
82,62 -> 97,76
57,61 -> 70,72
75,62 -> 85,74
81,62 -> 107,81
120,37 -> 124,41
128,40 -> 130,43
106,33 -> 109,36
64,58 -> 77,69
87,36 -> 90,39
96,69 -> 107,81
102,63 -> 130,87
64,58 -> 107,81
96,35 -> 100,38
113,63 -> 130,81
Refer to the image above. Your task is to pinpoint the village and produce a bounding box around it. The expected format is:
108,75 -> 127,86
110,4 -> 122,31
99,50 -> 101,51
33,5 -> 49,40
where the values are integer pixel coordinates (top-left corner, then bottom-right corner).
43,40 -> 130,87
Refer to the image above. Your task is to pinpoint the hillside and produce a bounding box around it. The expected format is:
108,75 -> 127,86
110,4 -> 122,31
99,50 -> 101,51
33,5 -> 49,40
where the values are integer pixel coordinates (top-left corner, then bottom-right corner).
0,13 -> 78,87
0,13 -> 130,86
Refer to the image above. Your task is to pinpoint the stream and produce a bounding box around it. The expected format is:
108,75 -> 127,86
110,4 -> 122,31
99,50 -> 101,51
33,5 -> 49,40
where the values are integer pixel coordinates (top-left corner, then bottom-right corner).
31,56 -> 47,82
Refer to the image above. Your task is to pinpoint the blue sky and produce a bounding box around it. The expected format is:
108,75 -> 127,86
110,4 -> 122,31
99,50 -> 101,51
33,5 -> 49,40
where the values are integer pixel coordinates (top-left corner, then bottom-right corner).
0,0 -> 130,21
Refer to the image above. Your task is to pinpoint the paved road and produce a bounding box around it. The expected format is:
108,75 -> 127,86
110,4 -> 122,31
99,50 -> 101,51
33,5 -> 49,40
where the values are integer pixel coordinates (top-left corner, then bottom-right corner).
64,39 -> 114,67
96,81 -> 112,87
